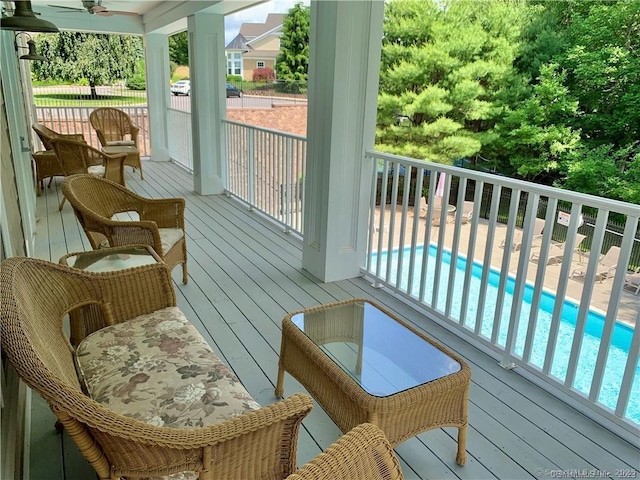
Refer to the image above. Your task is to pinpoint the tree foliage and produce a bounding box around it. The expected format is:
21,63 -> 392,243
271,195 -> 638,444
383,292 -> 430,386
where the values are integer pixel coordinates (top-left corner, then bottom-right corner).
169,32 -> 189,66
276,2 -> 310,91
32,32 -> 142,97
378,0 -> 640,203
376,0 -> 526,164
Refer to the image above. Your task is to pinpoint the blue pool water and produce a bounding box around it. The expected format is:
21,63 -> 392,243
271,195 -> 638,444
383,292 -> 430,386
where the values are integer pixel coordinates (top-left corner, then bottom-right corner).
372,245 -> 639,424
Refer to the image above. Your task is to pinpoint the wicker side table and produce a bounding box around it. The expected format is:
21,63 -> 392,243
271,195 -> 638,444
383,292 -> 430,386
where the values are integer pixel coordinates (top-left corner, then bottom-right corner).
276,298 -> 471,465
33,150 -> 63,195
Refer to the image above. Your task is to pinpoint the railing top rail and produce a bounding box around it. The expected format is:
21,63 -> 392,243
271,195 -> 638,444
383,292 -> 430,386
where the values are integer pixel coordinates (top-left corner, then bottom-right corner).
222,119 -> 306,142
168,107 -> 190,114
367,149 -> 640,217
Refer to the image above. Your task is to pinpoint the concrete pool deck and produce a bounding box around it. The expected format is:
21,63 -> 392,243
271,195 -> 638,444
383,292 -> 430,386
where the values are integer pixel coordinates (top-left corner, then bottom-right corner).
372,205 -> 639,326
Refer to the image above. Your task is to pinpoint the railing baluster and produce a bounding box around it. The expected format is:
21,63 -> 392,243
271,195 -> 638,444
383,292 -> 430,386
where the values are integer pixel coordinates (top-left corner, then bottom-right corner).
564,209 -> 608,388
476,184 -> 501,337
542,202 -> 584,376
460,181 -> 483,328
492,188 -> 521,345
589,216 -> 639,402
501,193 -> 539,368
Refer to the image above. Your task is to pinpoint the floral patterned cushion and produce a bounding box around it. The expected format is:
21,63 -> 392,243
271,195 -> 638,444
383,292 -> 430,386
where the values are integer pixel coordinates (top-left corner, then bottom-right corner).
75,306 -> 261,433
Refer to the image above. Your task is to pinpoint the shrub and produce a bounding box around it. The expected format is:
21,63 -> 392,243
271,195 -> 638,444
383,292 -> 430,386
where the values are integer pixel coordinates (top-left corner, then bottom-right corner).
252,67 -> 275,83
227,75 -> 243,82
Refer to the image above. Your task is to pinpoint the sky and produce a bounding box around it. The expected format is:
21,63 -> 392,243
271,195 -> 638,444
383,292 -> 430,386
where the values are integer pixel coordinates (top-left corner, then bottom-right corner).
224,0 -> 308,44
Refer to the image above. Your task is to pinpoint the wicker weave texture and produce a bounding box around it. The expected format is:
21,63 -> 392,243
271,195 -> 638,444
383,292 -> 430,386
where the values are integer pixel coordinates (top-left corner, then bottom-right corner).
286,424 -> 404,480
1,257 -> 313,480
277,298 -> 471,465
61,174 -> 188,284
89,107 -> 140,149
51,137 -> 126,187
89,107 -> 143,179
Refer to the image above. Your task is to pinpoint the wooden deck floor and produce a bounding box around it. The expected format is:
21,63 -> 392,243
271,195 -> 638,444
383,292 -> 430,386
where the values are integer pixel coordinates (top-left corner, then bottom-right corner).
30,160 -> 639,480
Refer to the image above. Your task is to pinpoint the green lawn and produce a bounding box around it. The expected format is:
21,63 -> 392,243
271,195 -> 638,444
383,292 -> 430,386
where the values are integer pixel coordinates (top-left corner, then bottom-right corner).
34,93 -> 147,107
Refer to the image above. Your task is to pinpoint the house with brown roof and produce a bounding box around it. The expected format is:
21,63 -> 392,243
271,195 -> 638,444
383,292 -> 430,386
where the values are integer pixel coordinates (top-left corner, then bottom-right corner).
225,13 -> 285,81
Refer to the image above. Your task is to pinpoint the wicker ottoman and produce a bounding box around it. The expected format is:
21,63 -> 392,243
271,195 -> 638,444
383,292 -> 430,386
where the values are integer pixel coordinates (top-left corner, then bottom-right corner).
276,298 -> 471,465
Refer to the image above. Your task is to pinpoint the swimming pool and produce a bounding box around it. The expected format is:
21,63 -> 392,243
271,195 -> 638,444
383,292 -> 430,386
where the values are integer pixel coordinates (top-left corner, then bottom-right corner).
372,245 -> 639,424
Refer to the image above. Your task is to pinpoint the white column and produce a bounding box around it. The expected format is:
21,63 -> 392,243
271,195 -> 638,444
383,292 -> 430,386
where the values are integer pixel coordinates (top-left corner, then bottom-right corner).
302,0 -> 384,282
144,33 -> 171,162
1,30 -> 36,256
188,12 -> 227,195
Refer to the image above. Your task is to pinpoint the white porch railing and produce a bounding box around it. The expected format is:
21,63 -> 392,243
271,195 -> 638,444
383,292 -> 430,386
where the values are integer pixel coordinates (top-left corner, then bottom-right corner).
35,106 -> 150,156
223,120 -> 306,236
365,150 -> 640,440
167,108 -> 193,172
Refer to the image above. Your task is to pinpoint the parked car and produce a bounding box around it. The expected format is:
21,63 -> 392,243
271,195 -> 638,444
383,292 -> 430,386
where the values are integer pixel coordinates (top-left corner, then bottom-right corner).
226,83 -> 243,98
171,80 -> 190,96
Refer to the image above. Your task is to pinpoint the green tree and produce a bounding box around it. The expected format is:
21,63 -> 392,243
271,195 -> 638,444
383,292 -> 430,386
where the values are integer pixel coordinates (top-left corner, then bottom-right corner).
32,32 -> 142,98
169,31 -> 189,65
276,2 -> 310,91
498,64 -> 581,184
376,0 -> 528,164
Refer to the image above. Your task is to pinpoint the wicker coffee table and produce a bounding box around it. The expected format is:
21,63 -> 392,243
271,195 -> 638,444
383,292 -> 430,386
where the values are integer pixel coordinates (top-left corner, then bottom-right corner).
275,298 -> 471,465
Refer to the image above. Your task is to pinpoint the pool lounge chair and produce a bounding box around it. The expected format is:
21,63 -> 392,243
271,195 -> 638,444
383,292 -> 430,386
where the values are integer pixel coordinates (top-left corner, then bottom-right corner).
624,268 -> 640,295
531,233 -> 586,266
460,201 -> 474,224
500,218 -> 545,252
571,246 -> 621,282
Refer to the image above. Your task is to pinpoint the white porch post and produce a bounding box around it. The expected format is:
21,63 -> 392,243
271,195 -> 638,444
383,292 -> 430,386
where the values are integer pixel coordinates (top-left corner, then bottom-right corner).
188,12 -> 227,195
145,33 -> 171,162
302,0 -> 384,282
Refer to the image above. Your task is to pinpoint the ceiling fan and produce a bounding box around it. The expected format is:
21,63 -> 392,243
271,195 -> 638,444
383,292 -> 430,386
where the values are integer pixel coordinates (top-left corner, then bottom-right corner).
49,0 -> 138,16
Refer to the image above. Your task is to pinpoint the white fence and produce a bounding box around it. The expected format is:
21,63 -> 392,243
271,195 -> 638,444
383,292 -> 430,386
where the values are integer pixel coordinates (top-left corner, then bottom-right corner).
167,108 -> 193,172
365,151 -> 640,440
34,106 -> 150,157
224,120 -> 307,235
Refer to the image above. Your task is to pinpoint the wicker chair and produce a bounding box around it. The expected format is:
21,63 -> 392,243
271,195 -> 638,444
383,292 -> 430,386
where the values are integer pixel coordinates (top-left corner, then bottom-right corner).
286,424 -> 404,480
61,174 -> 188,283
89,107 -> 143,179
31,123 -> 86,194
1,257 -> 313,480
50,137 -> 126,210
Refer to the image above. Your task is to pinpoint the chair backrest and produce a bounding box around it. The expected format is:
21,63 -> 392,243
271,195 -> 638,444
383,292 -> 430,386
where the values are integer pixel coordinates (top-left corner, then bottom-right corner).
600,245 -> 621,267
50,137 -> 96,175
286,424 -> 404,480
62,174 -> 141,248
573,233 -> 587,250
32,123 -> 86,151
89,107 -> 137,146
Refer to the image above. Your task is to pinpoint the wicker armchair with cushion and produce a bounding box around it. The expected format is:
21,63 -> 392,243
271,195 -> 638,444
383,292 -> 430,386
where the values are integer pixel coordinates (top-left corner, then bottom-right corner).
61,174 -> 188,283
1,256 -> 313,480
31,123 -> 86,195
89,107 -> 143,179
286,424 -> 404,480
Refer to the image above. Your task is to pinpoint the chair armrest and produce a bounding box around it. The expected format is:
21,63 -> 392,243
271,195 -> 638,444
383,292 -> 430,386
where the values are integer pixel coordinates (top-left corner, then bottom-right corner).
75,393 -> 314,479
286,423 -> 404,480
140,198 -> 186,229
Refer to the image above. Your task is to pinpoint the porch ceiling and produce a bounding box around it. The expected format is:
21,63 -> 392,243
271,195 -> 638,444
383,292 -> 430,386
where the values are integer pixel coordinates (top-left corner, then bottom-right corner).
26,0 -> 267,35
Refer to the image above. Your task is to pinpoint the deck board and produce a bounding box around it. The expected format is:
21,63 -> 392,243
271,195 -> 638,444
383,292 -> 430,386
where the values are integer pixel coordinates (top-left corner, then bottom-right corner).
28,160 -> 639,480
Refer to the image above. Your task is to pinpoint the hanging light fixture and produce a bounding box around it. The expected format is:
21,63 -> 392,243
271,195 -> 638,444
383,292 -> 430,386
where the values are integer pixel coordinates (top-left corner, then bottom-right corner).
16,34 -> 46,61
1,1 -> 59,33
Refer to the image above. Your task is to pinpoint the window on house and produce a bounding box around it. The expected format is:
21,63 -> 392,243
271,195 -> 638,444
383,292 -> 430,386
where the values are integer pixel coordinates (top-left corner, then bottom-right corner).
227,53 -> 242,76
257,61 -> 265,68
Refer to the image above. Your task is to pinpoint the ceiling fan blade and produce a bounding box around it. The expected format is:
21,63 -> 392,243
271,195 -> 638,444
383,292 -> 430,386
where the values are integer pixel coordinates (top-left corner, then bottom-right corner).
49,4 -> 84,11
99,10 -> 139,16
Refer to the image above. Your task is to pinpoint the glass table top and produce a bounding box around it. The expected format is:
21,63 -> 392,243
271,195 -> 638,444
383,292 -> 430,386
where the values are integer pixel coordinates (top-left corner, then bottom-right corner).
290,300 -> 461,397
63,246 -> 158,272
